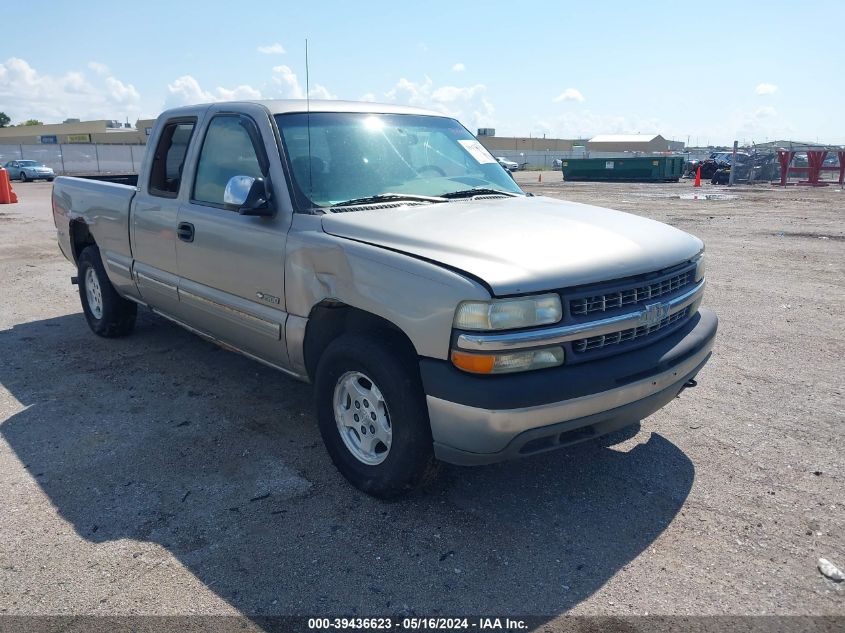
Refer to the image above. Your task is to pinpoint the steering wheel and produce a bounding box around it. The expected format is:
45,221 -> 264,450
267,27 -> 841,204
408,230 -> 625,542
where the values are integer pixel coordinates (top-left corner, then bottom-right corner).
417,165 -> 447,177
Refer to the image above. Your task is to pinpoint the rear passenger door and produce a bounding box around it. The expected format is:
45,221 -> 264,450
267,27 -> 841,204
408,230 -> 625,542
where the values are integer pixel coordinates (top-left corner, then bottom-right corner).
175,105 -> 292,369
130,117 -> 196,315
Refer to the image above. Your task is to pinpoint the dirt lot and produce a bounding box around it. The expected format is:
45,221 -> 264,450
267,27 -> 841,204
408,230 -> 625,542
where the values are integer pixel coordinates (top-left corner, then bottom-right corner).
0,177 -> 843,626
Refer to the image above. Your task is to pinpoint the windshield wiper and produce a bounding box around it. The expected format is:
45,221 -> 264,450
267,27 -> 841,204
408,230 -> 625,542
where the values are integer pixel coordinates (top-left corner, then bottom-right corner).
439,188 -> 520,199
330,193 -> 446,208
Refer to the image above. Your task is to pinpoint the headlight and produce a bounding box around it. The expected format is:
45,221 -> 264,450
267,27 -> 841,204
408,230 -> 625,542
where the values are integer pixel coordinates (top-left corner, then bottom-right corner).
694,252 -> 705,282
451,347 -> 564,374
454,294 -> 562,331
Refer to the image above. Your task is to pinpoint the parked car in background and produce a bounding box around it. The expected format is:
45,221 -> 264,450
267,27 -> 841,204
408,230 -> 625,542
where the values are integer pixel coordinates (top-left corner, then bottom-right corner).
3,160 -> 55,182
495,156 -> 519,171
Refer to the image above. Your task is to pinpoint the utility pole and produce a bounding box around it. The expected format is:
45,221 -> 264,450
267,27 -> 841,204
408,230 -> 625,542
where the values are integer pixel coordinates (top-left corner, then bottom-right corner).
728,140 -> 738,186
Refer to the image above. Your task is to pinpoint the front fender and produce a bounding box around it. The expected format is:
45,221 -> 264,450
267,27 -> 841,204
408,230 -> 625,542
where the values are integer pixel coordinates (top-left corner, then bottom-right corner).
285,215 -> 490,363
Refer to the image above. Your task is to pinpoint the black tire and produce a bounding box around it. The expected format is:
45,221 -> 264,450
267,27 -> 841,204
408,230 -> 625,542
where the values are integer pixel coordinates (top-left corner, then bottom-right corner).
19,172 -> 28,183
314,332 -> 439,498
47,177 -> 54,182
77,246 -> 137,337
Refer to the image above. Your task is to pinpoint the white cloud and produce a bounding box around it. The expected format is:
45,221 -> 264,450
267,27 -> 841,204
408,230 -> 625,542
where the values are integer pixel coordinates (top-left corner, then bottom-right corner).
165,75 -> 208,104
308,84 -> 337,100
452,63 -> 465,72
165,75 -> 261,108
88,61 -> 110,75
360,92 -> 377,102
724,105 -> 793,144
258,43 -> 286,54
271,65 -> 305,99
432,84 -> 486,102
0,57 -> 142,122
386,76 -> 495,131
269,65 -> 337,100
106,77 -> 141,104
62,71 -> 92,95
553,88 -> 585,102
529,110 -> 661,140
755,83 -> 778,95
218,84 -> 262,100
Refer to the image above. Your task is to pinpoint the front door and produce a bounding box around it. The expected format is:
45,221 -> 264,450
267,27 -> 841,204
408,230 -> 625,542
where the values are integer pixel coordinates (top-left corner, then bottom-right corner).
175,107 -> 292,369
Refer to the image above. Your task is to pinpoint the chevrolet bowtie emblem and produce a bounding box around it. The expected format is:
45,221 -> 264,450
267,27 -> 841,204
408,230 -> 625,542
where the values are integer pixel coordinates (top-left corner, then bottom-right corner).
639,302 -> 670,327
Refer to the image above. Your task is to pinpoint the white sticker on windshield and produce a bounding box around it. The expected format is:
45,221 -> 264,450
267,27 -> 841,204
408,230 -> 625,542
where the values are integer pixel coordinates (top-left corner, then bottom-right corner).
458,140 -> 497,164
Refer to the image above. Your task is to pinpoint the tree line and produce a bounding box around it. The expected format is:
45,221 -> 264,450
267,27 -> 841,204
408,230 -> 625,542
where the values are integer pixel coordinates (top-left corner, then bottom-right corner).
0,113 -> 44,128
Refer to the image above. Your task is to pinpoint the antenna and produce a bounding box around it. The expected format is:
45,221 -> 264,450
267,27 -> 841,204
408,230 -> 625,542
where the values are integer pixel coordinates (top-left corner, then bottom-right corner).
305,38 -> 313,201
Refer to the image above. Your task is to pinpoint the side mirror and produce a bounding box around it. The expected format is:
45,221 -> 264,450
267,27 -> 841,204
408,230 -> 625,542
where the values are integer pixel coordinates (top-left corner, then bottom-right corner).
223,175 -> 273,216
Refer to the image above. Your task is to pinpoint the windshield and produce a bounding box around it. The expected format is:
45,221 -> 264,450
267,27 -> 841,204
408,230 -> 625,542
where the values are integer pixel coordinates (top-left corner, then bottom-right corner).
19,161 -> 42,167
274,112 -> 522,210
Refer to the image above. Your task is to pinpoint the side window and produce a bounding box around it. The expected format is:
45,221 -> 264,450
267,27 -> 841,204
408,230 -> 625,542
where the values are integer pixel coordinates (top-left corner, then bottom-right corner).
148,119 -> 196,198
192,116 -> 265,208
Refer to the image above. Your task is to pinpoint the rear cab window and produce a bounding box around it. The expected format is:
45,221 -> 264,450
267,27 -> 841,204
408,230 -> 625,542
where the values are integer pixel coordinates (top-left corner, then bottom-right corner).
148,119 -> 197,198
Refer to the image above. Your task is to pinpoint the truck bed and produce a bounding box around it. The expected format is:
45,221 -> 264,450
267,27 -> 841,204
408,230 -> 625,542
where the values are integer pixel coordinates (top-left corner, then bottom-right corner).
52,176 -> 137,268
71,173 -> 139,187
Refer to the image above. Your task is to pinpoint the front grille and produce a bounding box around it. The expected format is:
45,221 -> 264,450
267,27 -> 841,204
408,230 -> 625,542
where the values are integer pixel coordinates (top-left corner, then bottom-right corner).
570,269 -> 693,317
573,307 -> 690,353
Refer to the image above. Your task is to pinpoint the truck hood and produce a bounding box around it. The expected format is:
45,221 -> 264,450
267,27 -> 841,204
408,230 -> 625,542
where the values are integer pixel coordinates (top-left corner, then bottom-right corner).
320,196 -> 703,295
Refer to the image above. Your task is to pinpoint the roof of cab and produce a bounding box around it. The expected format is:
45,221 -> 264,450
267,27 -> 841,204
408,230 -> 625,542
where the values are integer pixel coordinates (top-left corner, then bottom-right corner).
160,100 -> 446,119
257,99 -> 445,117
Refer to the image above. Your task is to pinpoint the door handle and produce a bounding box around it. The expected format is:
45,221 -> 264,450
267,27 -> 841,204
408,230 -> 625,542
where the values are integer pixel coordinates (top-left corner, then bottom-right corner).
177,222 -> 194,243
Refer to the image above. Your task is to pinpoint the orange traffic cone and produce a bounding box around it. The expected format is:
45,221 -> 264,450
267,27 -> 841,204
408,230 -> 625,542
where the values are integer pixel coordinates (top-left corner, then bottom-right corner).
694,166 -> 701,188
0,168 -> 10,204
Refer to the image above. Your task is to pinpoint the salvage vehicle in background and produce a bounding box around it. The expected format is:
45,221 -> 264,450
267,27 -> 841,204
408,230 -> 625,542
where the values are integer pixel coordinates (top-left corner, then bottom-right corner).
3,159 -> 55,182
495,156 -> 519,171
688,152 -> 749,180
710,152 -> 781,184
51,100 -> 717,497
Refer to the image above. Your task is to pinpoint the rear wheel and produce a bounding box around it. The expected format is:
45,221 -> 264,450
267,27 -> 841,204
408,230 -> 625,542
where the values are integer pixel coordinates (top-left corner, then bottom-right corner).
315,333 -> 439,498
19,172 -> 28,182
77,246 -> 137,337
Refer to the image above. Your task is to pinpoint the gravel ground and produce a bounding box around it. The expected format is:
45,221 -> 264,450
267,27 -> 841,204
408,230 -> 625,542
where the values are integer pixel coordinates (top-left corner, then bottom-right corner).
0,178 -> 842,626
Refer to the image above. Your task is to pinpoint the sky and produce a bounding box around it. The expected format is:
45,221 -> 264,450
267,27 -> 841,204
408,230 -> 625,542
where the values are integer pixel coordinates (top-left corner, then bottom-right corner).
1,0 -> 843,146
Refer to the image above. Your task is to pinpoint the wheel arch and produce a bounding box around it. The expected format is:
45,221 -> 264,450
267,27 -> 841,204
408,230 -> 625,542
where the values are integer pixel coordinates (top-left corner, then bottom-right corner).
69,220 -> 96,266
302,300 -> 419,383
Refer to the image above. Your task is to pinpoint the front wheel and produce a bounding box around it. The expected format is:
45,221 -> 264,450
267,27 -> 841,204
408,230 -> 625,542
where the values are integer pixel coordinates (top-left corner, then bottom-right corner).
19,172 -> 28,182
314,333 -> 439,498
77,246 -> 137,337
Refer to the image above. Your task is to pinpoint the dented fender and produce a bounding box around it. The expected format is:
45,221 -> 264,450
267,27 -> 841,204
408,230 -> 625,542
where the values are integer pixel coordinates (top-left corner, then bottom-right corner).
285,214 -> 489,365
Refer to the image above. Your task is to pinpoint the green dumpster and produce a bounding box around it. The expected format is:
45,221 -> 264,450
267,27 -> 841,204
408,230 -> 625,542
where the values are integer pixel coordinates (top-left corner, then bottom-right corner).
561,157 -> 684,182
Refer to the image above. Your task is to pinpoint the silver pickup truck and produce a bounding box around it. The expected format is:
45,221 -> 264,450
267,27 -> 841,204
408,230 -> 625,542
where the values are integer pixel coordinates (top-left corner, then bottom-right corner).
52,100 -> 717,497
